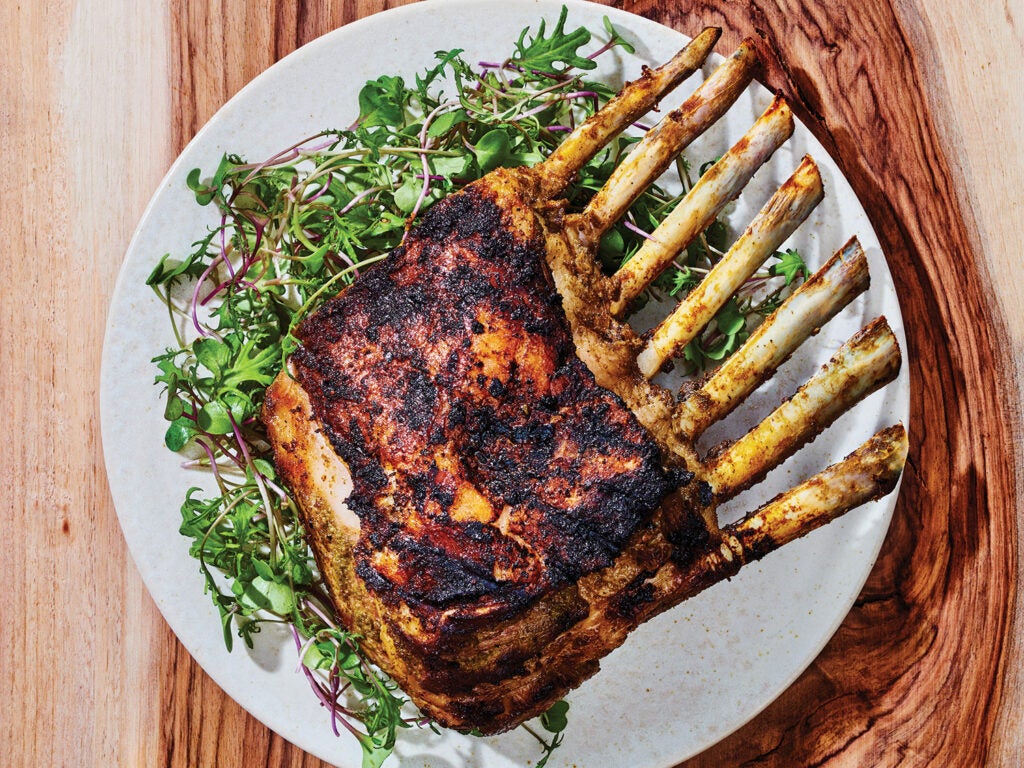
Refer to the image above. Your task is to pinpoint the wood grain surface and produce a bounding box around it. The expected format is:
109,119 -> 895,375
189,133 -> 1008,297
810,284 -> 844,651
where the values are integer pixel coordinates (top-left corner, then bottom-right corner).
3,0 -> 1022,766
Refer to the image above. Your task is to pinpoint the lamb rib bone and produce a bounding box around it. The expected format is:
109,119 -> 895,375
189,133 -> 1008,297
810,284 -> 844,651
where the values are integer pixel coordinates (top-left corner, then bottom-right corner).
576,37 -> 760,242
676,237 -> 873,438
636,154 -> 825,378
262,27 -> 909,735
608,95 -> 795,317
539,26 -> 724,199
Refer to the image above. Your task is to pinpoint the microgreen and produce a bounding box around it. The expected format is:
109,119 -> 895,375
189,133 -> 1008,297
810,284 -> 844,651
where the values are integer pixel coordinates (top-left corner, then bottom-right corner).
148,7 -> 805,767
526,699 -> 571,768
513,6 -> 597,73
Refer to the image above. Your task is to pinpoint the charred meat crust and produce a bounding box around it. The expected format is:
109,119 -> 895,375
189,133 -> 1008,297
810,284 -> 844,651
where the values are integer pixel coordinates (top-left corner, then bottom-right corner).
263,170 -> 719,734
289,181 -> 673,618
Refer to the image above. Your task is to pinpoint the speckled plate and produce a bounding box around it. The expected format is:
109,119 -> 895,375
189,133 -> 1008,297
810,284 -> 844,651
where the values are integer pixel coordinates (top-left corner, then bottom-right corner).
100,1 -> 909,766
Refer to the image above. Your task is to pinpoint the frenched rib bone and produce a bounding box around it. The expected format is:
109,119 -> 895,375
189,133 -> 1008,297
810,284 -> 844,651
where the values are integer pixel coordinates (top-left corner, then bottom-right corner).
263,29 -> 908,734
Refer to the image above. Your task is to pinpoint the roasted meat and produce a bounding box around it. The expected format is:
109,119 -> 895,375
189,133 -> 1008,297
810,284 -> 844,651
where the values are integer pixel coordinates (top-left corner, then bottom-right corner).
263,28 -> 908,735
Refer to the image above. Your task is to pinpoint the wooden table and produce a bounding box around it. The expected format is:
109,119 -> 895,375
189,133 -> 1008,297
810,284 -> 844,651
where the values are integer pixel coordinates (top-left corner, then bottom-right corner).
4,1 -> 1021,765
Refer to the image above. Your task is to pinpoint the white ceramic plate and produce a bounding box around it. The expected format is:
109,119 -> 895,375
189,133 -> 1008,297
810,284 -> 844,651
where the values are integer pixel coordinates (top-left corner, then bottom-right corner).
101,1 -> 909,766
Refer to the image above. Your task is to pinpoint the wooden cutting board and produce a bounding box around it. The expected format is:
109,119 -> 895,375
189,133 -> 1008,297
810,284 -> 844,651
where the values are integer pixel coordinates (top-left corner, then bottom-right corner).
3,0 -> 1019,766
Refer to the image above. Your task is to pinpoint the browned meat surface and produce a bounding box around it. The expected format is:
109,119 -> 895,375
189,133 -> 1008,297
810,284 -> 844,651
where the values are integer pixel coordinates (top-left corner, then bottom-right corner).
289,181 -> 680,617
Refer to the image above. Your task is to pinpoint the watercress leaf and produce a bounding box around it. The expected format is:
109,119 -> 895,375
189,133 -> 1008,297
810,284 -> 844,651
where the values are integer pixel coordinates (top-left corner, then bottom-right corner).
685,238 -> 708,264
683,337 -> 710,368
515,146 -> 546,167
299,241 -> 329,274
186,166 -> 217,205
246,576 -> 296,615
251,558 -> 275,581
474,129 -> 517,173
222,390 -> 254,423
197,400 -> 234,434
427,109 -> 468,138
339,648 -> 362,671
230,576 -> 246,598
430,153 -> 472,179
705,329 -> 748,360
302,641 -> 329,669
705,218 -> 728,253
349,675 -> 376,696
597,227 -> 625,269
291,561 -> 314,586
363,211 -> 406,238
163,394 -> 185,421
703,336 -> 730,361
252,457 -> 277,480
715,299 -> 747,336
185,166 -> 203,191
194,337 -> 231,377
540,700 -> 569,733
393,175 -> 424,214
164,416 -> 197,451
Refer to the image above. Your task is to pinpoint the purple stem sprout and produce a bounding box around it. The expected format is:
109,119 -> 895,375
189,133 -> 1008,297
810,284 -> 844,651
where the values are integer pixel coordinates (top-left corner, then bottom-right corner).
623,218 -> 657,241
239,132 -> 339,186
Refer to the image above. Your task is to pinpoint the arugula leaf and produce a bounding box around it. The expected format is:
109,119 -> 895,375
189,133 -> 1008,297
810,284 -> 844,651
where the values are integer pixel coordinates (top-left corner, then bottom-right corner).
356,75 -> 408,127
769,247 -> 808,285
512,6 -> 596,73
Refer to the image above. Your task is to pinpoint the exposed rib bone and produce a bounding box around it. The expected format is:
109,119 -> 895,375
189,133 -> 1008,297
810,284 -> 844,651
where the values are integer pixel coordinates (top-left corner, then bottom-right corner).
539,27 -> 721,198
637,156 -> 824,378
610,96 -> 795,316
705,316 -> 901,500
724,424 -> 908,559
579,39 -> 759,242
676,238 -> 871,439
